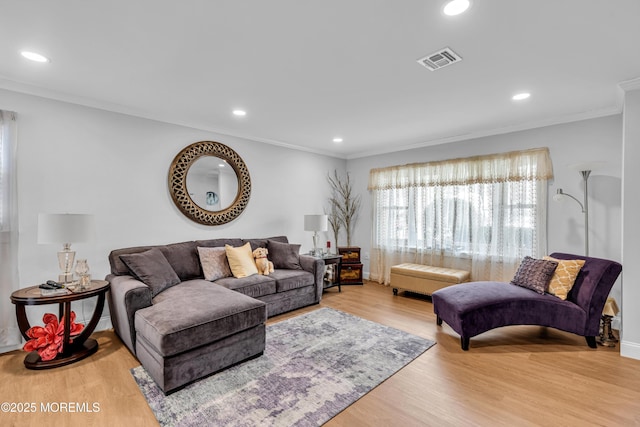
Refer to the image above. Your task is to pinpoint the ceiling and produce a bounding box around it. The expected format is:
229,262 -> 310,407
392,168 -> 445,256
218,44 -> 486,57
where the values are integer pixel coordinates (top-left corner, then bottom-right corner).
1,1 -> 639,159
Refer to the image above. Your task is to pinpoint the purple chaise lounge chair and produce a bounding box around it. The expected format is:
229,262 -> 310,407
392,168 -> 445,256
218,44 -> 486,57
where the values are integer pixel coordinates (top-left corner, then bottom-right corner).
432,253 -> 622,350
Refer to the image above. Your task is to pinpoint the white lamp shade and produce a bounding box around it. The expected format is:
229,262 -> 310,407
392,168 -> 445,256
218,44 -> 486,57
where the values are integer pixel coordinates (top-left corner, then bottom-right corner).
37,213 -> 95,244
304,214 -> 328,232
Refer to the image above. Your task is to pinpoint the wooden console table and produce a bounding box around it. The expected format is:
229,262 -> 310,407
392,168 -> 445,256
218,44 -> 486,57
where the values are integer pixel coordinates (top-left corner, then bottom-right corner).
10,280 -> 109,369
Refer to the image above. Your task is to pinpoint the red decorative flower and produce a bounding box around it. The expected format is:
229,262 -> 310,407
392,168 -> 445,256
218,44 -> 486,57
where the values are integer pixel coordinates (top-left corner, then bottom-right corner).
23,312 -> 84,361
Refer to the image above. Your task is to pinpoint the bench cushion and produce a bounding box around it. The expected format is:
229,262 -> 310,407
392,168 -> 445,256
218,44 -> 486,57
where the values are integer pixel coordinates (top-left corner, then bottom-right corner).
136,280 -> 266,357
391,263 -> 470,295
391,263 -> 470,283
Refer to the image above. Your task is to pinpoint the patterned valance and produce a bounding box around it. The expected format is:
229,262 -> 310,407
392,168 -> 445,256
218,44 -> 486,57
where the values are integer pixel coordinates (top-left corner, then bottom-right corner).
368,147 -> 553,190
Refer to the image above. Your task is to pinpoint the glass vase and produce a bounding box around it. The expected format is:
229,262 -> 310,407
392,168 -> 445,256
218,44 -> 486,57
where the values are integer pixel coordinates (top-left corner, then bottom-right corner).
75,259 -> 91,289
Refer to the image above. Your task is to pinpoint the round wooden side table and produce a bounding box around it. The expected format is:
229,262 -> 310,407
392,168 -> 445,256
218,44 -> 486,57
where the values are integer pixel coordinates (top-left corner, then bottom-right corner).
10,280 -> 110,369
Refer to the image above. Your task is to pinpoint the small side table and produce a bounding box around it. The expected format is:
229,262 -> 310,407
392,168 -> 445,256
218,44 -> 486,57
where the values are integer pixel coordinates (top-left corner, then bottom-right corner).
10,280 -> 110,369
317,254 -> 342,292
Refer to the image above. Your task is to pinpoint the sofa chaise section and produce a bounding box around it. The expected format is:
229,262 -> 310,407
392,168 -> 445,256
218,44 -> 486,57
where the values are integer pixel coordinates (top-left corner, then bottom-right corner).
135,280 -> 266,393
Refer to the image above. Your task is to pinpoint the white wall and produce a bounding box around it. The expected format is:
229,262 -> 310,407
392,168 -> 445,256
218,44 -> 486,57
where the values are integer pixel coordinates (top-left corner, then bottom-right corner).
2,87 -> 633,357
0,89 -> 345,338
621,84 -> 640,359
347,115 -> 624,318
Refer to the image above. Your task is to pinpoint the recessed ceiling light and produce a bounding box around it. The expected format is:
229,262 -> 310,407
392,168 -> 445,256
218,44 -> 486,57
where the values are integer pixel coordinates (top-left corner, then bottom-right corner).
332,137 -> 343,143
20,51 -> 50,63
512,92 -> 531,101
232,109 -> 247,117
443,0 -> 471,16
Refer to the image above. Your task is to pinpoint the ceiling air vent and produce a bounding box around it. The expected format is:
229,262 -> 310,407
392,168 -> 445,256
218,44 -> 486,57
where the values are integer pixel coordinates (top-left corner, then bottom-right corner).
417,47 -> 462,71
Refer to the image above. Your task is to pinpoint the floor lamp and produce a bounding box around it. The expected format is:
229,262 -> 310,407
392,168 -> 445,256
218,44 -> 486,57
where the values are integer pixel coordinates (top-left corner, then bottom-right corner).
553,169 -> 591,256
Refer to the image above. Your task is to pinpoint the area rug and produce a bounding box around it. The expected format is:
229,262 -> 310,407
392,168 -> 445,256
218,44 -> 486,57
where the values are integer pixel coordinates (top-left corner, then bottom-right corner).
131,307 -> 435,427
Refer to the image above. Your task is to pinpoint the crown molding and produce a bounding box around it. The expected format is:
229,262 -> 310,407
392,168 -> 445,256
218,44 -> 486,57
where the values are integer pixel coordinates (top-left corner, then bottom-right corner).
1,76 -> 625,162
346,106 -> 621,159
619,76 -> 640,92
0,77 -> 346,160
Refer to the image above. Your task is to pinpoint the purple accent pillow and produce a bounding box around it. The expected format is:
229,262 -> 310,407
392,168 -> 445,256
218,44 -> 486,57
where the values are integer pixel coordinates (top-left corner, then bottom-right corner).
119,248 -> 180,297
267,240 -> 302,270
510,256 -> 558,294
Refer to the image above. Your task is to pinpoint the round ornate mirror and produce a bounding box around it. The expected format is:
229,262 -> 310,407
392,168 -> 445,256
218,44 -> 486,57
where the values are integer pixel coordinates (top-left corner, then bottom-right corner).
186,156 -> 239,211
169,141 -> 251,225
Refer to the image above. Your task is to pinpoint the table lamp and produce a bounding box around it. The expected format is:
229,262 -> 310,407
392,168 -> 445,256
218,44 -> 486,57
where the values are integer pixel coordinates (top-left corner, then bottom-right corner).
304,214 -> 328,256
38,213 -> 95,283
597,297 -> 619,347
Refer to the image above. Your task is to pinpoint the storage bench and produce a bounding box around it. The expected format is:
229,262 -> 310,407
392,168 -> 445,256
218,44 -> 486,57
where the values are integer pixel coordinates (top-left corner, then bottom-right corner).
390,263 -> 470,296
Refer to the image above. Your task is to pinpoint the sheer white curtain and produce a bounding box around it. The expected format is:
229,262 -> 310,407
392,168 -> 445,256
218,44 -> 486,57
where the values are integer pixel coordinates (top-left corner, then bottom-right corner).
0,110 -> 20,350
369,148 -> 553,284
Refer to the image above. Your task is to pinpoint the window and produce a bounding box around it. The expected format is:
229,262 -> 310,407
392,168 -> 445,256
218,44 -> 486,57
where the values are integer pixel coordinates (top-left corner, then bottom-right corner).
368,148 -> 553,284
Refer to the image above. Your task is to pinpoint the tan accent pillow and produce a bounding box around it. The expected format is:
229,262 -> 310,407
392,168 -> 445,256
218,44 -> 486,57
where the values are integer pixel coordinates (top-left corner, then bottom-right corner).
543,256 -> 585,300
225,242 -> 258,278
197,246 -> 232,281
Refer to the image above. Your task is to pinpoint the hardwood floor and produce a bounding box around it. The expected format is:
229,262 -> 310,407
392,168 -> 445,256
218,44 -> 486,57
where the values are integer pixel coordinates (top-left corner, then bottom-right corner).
2,281 -> 639,426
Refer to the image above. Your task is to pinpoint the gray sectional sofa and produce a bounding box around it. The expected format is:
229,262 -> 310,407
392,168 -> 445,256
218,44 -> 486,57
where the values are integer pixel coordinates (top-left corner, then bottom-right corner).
106,236 -> 324,393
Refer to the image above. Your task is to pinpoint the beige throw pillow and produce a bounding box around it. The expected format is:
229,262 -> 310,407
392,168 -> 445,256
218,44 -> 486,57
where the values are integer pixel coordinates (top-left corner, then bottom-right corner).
543,256 -> 585,300
197,246 -> 232,281
225,242 -> 258,278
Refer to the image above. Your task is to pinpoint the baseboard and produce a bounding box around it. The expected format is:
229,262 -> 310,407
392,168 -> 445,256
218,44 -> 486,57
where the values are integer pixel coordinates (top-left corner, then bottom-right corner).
96,316 -> 113,332
0,343 -> 20,354
620,340 -> 640,360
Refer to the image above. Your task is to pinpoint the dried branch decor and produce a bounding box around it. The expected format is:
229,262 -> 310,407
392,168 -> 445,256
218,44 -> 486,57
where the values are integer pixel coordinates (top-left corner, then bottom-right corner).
327,170 -> 361,246
327,201 -> 341,252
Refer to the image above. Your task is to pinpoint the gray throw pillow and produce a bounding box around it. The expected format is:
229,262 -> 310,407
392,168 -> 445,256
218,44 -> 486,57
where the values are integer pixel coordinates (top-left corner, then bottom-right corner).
267,240 -> 302,270
120,248 -> 181,297
510,256 -> 558,294
197,246 -> 233,281
159,241 -> 201,280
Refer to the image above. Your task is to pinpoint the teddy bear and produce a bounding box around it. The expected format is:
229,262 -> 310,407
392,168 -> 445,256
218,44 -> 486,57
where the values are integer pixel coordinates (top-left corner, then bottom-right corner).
253,247 -> 274,275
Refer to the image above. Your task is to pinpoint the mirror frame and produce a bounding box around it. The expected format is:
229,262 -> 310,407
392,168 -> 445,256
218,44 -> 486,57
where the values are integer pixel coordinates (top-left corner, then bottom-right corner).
169,141 -> 251,225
